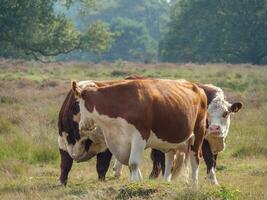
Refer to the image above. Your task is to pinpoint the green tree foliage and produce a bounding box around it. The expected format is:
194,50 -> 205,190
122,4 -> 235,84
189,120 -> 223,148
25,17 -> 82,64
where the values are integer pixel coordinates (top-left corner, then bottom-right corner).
60,0 -> 170,62
76,0 -> 169,40
101,17 -> 156,62
160,0 -> 267,64
108,0 -> 169,40
0,0 -> 113,60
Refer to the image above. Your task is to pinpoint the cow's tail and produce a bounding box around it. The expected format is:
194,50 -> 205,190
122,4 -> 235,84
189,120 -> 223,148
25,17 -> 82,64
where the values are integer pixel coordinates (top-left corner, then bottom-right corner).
72,80 -> 82,98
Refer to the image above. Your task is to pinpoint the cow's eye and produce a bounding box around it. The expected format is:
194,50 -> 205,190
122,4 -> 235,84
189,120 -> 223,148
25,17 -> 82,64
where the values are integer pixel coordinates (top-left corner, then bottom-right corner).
222,111 -> 228,118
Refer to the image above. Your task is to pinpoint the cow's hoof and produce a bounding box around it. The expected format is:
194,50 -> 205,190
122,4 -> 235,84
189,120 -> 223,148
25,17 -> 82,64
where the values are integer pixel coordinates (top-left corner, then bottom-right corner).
113,169 -> 122,178
149,173 -> 158,179
98,176 -> 106,181
114,172 -> 122,179
57,179 -> 67,187
205,176 -> 220,186
213,181 -> 220,186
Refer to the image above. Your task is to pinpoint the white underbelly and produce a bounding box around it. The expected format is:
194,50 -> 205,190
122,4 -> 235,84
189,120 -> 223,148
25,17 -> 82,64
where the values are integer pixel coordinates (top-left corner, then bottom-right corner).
146,131 -> 194,152
104,130 -> 132,165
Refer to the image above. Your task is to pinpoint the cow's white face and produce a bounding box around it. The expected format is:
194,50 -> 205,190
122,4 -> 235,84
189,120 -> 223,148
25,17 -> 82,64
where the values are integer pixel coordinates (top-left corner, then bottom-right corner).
207,97 -> 242,138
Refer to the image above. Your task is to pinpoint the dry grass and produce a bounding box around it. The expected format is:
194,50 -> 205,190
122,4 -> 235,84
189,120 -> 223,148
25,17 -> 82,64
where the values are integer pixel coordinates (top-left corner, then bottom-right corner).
0,59 -> 266,199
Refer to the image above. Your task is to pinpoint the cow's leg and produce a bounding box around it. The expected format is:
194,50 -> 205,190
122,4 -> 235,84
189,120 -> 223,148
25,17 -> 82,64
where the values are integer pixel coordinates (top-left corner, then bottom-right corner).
59,149 -> 73,186
191,112 -> 206,188
210,154 -> 219,185
160,152 -> 166,176
96,149 -> 112,181
164,150 -> 175,182
149,149 -> 165,179
128,132 -> 146,181
202,140 -> 213,174
189,149 -> 199,188
113,159 -> 123,178
202,140 -> 219,185
207,165 -> 219,186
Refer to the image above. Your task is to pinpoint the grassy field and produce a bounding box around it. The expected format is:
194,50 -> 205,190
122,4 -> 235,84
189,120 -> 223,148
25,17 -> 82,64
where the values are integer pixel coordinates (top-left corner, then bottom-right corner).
0,59 -> 266,200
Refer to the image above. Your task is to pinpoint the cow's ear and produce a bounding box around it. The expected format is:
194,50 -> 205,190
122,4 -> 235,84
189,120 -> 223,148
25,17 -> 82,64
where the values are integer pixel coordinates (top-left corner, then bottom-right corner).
72,81 -> 81,98
230,102 -> 242,113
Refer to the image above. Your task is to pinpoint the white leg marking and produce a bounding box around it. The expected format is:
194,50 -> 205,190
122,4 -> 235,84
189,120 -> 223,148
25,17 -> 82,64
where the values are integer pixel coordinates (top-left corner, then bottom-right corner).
207,167 -> 219,185
113,159 -> 123,178
128,131 -> 146,181
164,150 -> 175,182
190,151 -> 199,189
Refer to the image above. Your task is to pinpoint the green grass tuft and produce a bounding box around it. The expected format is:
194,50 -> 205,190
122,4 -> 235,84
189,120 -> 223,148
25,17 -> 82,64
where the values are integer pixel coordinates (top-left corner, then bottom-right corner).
116,184 -> 157,200
30,146 -> 58,164
176,186 -> 240,200
0,96 -> 18,105
214,187 -> 240,200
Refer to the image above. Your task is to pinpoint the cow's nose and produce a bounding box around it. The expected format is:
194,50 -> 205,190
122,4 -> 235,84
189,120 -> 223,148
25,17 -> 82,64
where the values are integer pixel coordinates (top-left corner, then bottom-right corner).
209,125 -> 220,132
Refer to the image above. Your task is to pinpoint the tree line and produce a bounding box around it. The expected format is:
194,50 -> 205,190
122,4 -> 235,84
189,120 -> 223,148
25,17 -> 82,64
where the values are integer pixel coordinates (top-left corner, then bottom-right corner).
1,0 -> 266,64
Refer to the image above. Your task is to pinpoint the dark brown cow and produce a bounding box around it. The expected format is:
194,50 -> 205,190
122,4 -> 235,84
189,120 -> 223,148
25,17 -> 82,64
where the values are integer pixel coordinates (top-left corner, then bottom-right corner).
149,83 -> 242,185
58,81 -> 111,186
73,79 -> 207,185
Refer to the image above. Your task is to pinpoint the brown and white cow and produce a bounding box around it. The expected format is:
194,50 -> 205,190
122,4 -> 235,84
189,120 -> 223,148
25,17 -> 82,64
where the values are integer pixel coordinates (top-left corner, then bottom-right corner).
58,77 -> 148,186
149,83 -> 242,185
72,79 -> 207,185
